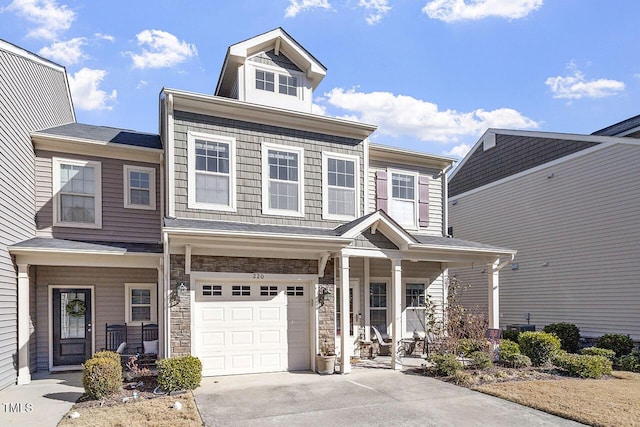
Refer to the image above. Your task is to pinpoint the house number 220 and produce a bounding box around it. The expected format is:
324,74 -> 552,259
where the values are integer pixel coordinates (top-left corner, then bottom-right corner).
253,273 -> 265,279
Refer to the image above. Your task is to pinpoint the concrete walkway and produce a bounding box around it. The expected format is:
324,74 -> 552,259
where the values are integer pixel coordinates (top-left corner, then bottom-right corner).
194,367 -> 584,427
0,372 -> 83,426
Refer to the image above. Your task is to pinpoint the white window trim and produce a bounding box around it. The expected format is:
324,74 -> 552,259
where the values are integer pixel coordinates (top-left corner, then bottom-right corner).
123,165 -> 156,210
52,157 -> 102,229
322,151 -> 360,221
262,142 -> 305,217
402,279 -> 428,338
187,131 -> 237,212
387,168 -> 419,231
125,283 -> 157,325
250,61 -> 305,101
369,278 -> 390,336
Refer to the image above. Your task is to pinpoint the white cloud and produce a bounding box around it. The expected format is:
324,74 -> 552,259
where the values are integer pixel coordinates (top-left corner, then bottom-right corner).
3,0 -> 75,40
312,102 -> 328,115
545,64 -> 625,99
68,68 -> 117,111
136,80 -> 148,89
94,32 -> 115,42
321,88 -> 538,142
359,0 -> 391,25
127,30 -> 197,69
38,37 -> 86,65
445,143 -> 471,158
423,0 -> 543,22
285,0 -> 331,18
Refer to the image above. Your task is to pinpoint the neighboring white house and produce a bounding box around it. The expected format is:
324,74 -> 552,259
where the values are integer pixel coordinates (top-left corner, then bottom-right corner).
448,122 -> 640,341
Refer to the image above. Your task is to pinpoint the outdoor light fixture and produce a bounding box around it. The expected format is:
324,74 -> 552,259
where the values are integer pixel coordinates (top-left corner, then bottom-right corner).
317,284 -> 331,307
170,281 -> 188,307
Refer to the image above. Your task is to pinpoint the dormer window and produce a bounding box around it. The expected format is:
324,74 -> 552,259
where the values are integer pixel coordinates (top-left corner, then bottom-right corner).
255,68 -> 299,98
279,75 -> 297,96
256,70 -> 275,92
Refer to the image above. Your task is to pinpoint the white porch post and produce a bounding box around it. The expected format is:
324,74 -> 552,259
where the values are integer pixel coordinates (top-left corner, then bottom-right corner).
17,264 -> 31,385
390,259 -> 402,370
340,254 -> 351,374
488,260 -> 500,329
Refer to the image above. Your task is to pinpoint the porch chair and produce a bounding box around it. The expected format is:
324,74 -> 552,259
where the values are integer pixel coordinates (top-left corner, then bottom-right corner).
104,323 -> 130,365
371,326 -> 393,356
137,323 -> 159,368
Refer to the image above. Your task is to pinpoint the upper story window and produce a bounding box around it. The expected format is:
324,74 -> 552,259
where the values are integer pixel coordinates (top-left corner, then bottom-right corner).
256,70 -> 275,92
389,171 -> 417,229
278,75 -> 297,96
188,131 -> 236,212
124,165 -> 156,210
322,152 -> 359,220
262,143 -> 304,217
52,158 -> 102,229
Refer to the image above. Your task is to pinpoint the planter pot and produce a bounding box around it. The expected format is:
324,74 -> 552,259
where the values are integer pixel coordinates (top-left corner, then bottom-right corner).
315,354 -> 336,375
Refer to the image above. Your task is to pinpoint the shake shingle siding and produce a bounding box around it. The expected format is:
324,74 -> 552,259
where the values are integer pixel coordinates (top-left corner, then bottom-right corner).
0,42 -> 74,390
449,134 -> 599,197
172,110 -> 364,227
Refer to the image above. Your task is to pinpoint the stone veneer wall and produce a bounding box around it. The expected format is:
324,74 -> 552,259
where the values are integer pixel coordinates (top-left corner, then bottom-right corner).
317,259 -> 335,354
170,254 -> 333,356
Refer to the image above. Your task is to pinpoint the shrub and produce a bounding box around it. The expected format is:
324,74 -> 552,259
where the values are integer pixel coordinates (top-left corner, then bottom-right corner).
580,347 -> 616,362
468,351 -> 492,370
618,351 -> 640,373
501,329 -> 519,343
518,331 -> 561,366
552,352 -> 612,379
428,354 -> 463,376
91,350 -> 121,364
543,323 -> 581,353
595,334 -> 635,358
456,338 -> 484,356
498,339 -> 520,361
451,370 -> 474,386
82,356 -> 122,400
157,356 -> 202,393
508,354 -> 532,368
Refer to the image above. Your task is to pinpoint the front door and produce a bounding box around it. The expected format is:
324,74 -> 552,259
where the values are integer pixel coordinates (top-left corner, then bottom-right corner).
53,288 -> 92,366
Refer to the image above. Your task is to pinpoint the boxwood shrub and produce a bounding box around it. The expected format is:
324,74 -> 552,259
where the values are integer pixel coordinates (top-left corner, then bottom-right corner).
595,334 -> 635,358
468,351 -> 492,370
553,352 -> 612,379
543,322 -> 581,353
498,339 -> 520,361
157,355 -> 202,393
501,329 -> 520,343
82,355 -> 123,400
518,331 -> 561,366
508,354 -> 532,368
456,338 -> 485,356
618,351 -> 640,373
91,350 -> 122,364
428,354 -> 462,376
580,347 -> 616,362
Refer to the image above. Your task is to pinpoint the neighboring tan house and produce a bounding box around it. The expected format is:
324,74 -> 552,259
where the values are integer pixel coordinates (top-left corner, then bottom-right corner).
0,40 -> 75,389
4,28 -> 515,386
160,28 -> 515,376
448,122 -> 640,341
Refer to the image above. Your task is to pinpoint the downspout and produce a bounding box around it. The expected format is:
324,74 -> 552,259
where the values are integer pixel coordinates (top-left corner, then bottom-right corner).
494,253 -> 516,272
163,231 -> 170,358
441,163 -> 454,237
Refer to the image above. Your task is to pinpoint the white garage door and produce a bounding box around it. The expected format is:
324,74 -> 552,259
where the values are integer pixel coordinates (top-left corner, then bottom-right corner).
192,282 -> 310,376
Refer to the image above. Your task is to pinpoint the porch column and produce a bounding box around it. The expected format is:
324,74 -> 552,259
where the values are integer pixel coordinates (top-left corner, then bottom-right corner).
488,260 -> 500,329
340,254 -> 351,374
390,259 -> 402,370
17,264 -> 31,385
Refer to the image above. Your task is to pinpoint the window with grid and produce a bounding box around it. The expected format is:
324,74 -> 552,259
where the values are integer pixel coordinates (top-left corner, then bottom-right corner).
260,286 -> 278,296
267,149 -> 300,212
125,283 -> 156,324
390,172 -> 416,228
124,165 -> 155,210
195,139 -> 230,205
232,285 -> 250,296
326,157 -> 356,217
286,286 -> 304,296
256,70 -> 274,92
54,158 -> 101,228
336,287 -> 354,336
405,283 -> 426,333
370,282 -> 387,335
278,74 -> 297,96
202,285 -> 222,296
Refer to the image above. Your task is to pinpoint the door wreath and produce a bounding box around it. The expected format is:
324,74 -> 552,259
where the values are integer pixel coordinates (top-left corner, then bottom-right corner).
65,299 -> 86,316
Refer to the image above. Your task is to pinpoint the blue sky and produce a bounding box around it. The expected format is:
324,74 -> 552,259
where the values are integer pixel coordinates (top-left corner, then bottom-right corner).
2,0 -> 639,158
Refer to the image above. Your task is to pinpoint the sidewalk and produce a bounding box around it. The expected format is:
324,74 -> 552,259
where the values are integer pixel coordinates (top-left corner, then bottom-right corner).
0,371 -> 83,426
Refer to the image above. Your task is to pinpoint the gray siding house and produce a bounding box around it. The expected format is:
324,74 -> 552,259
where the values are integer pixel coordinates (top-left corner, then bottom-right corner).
448,123 -> 640,341
0,40 -> 75,389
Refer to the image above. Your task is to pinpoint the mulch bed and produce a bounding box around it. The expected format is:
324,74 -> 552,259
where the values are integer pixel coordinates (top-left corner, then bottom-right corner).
75,376 -> 186,409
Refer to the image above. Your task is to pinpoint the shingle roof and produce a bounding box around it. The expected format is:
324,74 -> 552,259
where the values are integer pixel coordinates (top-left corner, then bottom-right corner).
592,114 -> 640,136
36,123 -> 162,149
164,218 -> 341,237
412,235 -> 513,253
11,238 -> 162,253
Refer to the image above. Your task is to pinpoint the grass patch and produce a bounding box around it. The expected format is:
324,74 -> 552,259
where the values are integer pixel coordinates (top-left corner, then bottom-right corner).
475,371 -> 640,426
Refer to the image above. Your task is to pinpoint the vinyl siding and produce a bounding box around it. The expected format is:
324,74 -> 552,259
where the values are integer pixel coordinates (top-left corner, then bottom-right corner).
34,266 -> 158,371
368,160 -> 444,236
0,45 -> 74,389
172,110 -> 365,227
35,150 -> 161,243
449,143 -> 640,340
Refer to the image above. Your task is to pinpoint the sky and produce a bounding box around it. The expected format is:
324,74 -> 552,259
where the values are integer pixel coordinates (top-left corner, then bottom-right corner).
1,0 -> 639,159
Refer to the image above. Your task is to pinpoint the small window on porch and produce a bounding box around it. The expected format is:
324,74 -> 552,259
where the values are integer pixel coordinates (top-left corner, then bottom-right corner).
405,283 -> 426,333
336,287 -> 354,336
125,283 -> 157,325
370,282 -> 387,335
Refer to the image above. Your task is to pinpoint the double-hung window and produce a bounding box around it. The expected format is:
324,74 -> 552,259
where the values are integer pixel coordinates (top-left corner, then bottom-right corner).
125,283 -> 157,324
262,143 -> 304,216
188,132 -> 236,211
404,283 -> 426,333
370,282 -> 388,335
322,152 -> 359,220
389,171 -> 418,229
53,158 -> 102,228
256,70 -> 275,92
255,68 -> 299,98
278,75 -> 297,96
124,165 -> 155,210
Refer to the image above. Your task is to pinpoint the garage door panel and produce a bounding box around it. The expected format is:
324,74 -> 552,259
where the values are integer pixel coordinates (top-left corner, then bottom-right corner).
202,331 -> 225,346
231,330 -> 254,345
259,306 -> 281,321
230,307 -> 253,321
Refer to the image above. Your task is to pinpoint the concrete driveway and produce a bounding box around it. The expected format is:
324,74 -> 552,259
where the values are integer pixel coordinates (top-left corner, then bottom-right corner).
194,368 -> 584,427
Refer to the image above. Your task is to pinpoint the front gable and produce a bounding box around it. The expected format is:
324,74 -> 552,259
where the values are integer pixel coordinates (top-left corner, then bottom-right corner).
337,210 -> 416,252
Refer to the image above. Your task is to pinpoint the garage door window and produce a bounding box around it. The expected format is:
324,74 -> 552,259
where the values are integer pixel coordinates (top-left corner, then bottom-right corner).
260,286 -> 278,296
202,285 -> 222,296
286,286 -> 303,296
232,285 -> 250,296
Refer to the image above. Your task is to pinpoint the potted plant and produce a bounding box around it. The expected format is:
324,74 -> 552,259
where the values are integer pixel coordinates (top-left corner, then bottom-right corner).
315,341 -> 336,375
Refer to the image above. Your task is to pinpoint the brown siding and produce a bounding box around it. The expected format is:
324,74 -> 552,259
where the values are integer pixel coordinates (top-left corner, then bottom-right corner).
35,150 -> 161,243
